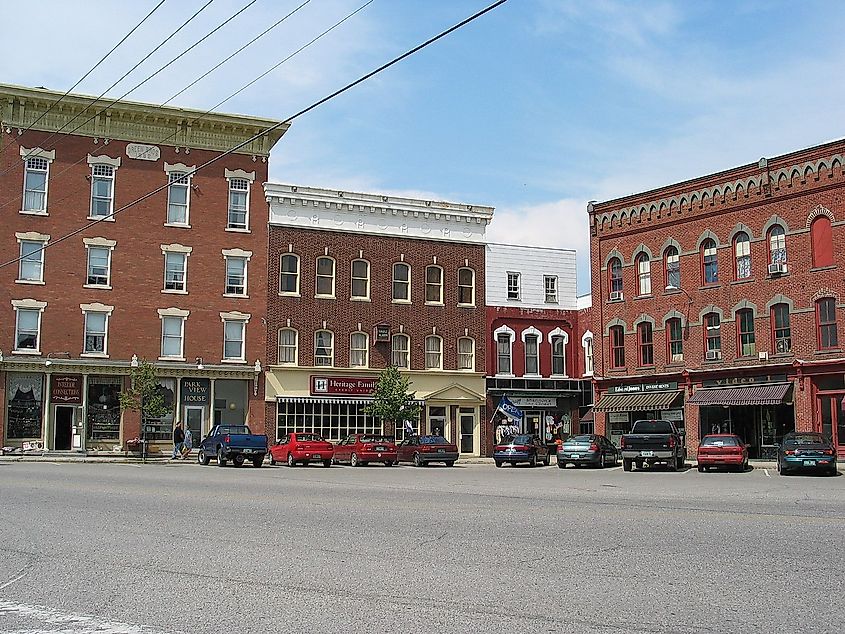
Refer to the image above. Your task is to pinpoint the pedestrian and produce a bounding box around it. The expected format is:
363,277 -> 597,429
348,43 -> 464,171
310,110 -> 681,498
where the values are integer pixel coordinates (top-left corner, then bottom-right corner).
172,423 -> 184,460
404,419 -> 415,438
181,427 -> 193,459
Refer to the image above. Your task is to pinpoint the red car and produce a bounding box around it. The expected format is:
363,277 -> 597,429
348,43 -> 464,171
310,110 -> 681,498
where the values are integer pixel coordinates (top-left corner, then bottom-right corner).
333,433 -> 397,467
696,434 -> 749,472
397,435 -> 459,467
269,432 -> 334,467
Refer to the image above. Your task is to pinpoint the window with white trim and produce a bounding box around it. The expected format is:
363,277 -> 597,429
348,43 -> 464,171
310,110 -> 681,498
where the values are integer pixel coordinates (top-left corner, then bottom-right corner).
18,240 -> 45,283
83,310 -> 109,355
351,259 -> 370,300
227,178 -> 249,229
457,337 -> 475,371
86,245 -> 112,287
90,164 -> 115,218
225,257 -> 247,296
507,272 -> 520,300
425,266 -> 443,304
167,172 -> 191,225
23,156 -> 49,213
160,316 -> 185,359
14,306 -> 43,352
581,333 -> 594,376
315,330 -> 334,367
279,254 -> 300,295
551,335 -> 566,375
544,276 -> 558,303
496,332 -> 512,374
524,334 -> 540,375
277,328 -> 298,365
164,252 -> 187,292
350,332 -> 369,367
223,319 -> 246,361
316,257 -> 336,297
392,333 -> 410,368
457,267 -> 475,306
393,263 -> 410,302
425,335 -> 442,369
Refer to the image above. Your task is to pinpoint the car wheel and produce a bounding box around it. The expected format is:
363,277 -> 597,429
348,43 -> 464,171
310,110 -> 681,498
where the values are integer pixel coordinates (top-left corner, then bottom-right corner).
622,458 -> 632,472
233,454 -> 245,468
351,452 -> 360,467
596,454 -> 605,469
269,454 -> 276,466
287,453 -> 296,468
557,461 -> 566,469
385,461 -> 395,467
529,454 -> 537,468
198,450 -> 210,466
495,460 -> 503,468
252,456 -> 263,468
413,452 -> 423,467
697,465 -> 705,472
216,448 -> 227,467
676,455 -> 685,470
445,461 -> 455,467
323,459 -> 332,468
510,462 -> 518,467
543,454 -> 551,467
666,458 -> 677,472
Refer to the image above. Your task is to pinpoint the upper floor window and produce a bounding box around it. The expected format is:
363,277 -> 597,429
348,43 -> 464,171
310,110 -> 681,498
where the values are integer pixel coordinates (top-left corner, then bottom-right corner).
227,178 -> 249,230
392,263 -> 410,302
279,254 -> 300,295
314,330 -> 334,367
223,319 -> 246,361
425,335 -> 443,369
524,334 -> 540,375
608,258 -> 623,298
811,216 -> 834,268
225,256 -> 247,297
544,276 -> 558,303
666,317 -> 683,362
768,225 -> 787,265
425,265 -> 443,304
637,322 -> 654,366
164,251 -> 188,292
496,333 -> 512,374
737,308 -> 756,357
734,232 -> 751,280
392,333 -> 410,368
315,256 -> 336,298
458,268 -> 475,306
701,239 -> 718,284
351,259 -> 370,300
771,303 -> 792,354
609,325 -> 625,368
166,172 -> 191,225
817,298 -> 838,350
507,272 -> 520,300
18,239 -> 46,283
83,308 -> 110,356
90,164 -> 115,218
704,313 -> 721,357
23,156 -> 50,213
85,241 -> 114,288
13,301 -> 45,353
665,246 -> 680,289
457,337 -> 475,371
636,254 -> 651,296
160,315 -> 185,359
582,334 -> 594,375
551,335 -> 566,375
277,328 -> 298,365
350,332 -> 369,368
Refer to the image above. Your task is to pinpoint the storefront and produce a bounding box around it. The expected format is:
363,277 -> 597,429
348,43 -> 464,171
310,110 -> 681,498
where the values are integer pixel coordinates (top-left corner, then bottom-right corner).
813,374 -> 845,457
593,381 -> 685,447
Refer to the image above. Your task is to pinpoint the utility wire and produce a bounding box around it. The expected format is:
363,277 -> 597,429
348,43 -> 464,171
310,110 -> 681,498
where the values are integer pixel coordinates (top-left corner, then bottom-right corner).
0,0 -> 509,271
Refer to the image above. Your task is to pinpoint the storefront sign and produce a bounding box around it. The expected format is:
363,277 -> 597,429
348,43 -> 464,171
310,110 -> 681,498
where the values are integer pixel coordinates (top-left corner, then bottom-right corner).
374,324 -> 391,342
181,378 -> 210,405
509,397 -> 557,408
660,409 -> 684,422
126,143 -> 160,161
51,375 -> 82,404
608,412 -> 629,423
607,381 -> 678,394
701,374 -> 787,387
311,376 -> 378,396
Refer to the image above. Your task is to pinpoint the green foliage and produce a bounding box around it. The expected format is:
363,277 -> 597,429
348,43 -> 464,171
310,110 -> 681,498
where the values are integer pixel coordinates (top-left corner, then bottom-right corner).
119,360 -> 169,422
365,366 -> 421,427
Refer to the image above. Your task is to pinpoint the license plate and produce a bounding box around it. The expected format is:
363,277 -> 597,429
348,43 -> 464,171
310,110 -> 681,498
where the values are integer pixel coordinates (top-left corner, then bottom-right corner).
437,448 -> 445,453
803,460 -> 816,466
571,454 -> 581,458
243,449 -> 254,454
374,446 -> 386,451
640,451 -> 654,457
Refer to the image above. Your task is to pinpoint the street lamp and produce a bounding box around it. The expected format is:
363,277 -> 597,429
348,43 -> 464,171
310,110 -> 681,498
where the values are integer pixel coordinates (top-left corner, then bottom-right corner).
665,284 -> 693,340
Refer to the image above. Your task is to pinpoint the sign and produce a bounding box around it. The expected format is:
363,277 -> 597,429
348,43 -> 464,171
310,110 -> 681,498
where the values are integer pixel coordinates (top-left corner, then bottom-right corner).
181,378 -> 210,405
374,324 -> 391,342
509,397 -> 557,408
660,409 -> 684,422
126,143 -> 161,161
311,376 -> 378,396
608,412 -> 629,424
701,374 -> 788,388
607,381 -> 678,395
51,375 -> 82,404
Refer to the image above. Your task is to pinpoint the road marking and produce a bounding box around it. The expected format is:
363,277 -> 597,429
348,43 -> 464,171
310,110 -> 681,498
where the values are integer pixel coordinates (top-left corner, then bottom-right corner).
764,469 -> 771,477
0,600 -> 171,634
605,466 -> 623,471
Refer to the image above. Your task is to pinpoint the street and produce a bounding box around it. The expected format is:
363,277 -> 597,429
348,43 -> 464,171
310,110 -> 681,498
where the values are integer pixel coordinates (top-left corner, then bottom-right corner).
0,460 -> 842,634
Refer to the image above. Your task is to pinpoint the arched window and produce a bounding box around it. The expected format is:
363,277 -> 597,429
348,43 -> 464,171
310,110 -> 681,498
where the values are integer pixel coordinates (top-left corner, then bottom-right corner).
457,267 -> 475,306
701,239 -> 718,284
609,325 -> 625,368
704,313 -> 721,359
636,253 -> 651,295
736,309 -> 756,357
496,331 -> 513,374
315,256 -> 336,297
768,225 -> 787,265
637,322 -> 654,366
581,332 -> 594,376
392,263 -> 411,301
350,332 -> 369,367
424,335 -> 443,369
425,265 -> 443,304
666,318 -> 683,362
314,330 -> 334,366
457,337 -> 475,371
664,246 -> 680,289
608,257 -> 623,299
551,335 -> 566,376
817,298 -> 838,350
811,216 -> 834,268
734,232 -> 751,280
351,259 -> 370,299
392,333 -> 410,368
524,334 -> 540,375
277,328 -> 298,365
771,303 -> 791,354
279,253 -> 300,294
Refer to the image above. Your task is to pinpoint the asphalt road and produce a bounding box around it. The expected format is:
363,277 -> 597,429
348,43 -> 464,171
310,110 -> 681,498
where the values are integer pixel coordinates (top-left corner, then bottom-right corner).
0,460 -> 842,634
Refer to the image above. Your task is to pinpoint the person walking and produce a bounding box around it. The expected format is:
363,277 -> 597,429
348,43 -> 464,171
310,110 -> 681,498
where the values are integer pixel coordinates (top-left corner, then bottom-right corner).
172,423 -> 185,460
181,427 -> 193,459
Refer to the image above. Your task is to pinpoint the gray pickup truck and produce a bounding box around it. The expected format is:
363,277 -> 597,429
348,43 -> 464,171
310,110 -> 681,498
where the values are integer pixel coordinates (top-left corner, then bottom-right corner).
620,419 -> 686,471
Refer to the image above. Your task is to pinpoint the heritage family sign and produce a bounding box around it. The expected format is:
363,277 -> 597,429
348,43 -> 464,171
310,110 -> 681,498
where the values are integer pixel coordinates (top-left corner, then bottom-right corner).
310,376 -> 378,396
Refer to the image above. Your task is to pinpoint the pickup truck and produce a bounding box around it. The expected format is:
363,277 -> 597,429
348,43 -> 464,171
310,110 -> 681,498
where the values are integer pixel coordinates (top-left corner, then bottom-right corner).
197,425 -> 267,468
620,419 -> 685,472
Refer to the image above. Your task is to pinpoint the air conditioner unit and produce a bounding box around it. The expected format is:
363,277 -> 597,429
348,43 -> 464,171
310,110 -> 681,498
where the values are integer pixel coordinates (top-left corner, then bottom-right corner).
705,350 -> 721,361
610,291 -> 623,302
768,262 -> 788,275
758,351 -> 769,361
671,353 -> 684,363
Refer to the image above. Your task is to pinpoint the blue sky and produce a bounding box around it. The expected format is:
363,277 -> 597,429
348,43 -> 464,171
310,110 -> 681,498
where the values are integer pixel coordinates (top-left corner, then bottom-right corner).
3,0 -> 845,293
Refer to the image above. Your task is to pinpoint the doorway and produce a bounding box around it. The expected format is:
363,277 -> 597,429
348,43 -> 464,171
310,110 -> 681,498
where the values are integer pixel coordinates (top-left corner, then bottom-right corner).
54,405 -> 74,451
184,406 -> 204,448
428,406 -> 447,438
818,393 -> 845,455
524,411 -> 541,435
458,407 -> 476,454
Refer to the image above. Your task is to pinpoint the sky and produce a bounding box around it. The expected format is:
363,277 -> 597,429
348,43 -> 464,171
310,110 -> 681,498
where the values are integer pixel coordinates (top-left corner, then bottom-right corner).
2,0 -> 845,293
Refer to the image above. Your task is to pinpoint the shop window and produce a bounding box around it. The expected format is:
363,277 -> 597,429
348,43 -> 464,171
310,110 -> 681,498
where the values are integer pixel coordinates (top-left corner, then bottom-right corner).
496,332 -> 512,374
277,328 -> 298,365
276,400 -> 381,442
144,378 -> 176,441
771,303 -> 792,354
315,256 -> 336,298
768,225 -> 787,265
279,254 -> 300,295
5,372 -> 44,440
811,216 -> 834,268
392,263 -> 410,302
86,377 -> 122,442
737,308 -> 756,357
734,232 -> 751,280
664,246 -> 680,289
457,267 -> 475,306
701,239 -> 718,284
610,325 -> 625,368
457,337 -> 475,371
392,333 -> 410,368
524,334 -> 539,375
817,298 -> 838,350
705,312 -> 721,358
351,259 -> 369,299
608,257 -> 623,299
425,335 -> 443,369
667,317 -> 683,362
350,332 -> 369,367
636,254 -> 651,296
637,322 -> 654,366
315,330 -> 334,366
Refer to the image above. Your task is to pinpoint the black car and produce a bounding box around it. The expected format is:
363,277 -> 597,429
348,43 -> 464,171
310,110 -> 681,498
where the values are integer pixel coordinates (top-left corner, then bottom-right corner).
557,434 -> 618,469
493,434 -> 551,468
777,432 -> 838,476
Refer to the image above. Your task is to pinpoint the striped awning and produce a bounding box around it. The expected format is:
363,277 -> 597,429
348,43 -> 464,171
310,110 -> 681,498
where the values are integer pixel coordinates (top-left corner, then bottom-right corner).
593,391 -> 682,412
688,383 -> 791,406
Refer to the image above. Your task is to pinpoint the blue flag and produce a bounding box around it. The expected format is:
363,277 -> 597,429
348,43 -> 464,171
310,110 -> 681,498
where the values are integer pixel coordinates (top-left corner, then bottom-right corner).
496,395 -> 523,421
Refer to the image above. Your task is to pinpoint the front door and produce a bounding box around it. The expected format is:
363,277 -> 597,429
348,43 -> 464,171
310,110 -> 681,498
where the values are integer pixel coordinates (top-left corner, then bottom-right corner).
524,411 -> 541,435
184,406 -> 204,449
54,405 -> 74,451
818,393 -> 845,456
428,406 -> 447,437
458,407 -> 476,455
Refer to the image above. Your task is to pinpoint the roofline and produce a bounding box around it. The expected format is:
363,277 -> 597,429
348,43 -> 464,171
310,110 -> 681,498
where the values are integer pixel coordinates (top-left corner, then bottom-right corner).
486,241 -> 576,254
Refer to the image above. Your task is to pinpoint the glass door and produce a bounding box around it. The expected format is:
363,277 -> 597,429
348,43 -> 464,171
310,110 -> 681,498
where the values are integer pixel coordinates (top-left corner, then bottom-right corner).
184,406 -> 204,448
428,406 -> 447,438
458,407 -> 476,454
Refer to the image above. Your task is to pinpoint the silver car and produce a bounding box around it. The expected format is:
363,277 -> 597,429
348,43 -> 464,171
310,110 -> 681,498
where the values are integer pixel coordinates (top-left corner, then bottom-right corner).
557,434 -> 618,469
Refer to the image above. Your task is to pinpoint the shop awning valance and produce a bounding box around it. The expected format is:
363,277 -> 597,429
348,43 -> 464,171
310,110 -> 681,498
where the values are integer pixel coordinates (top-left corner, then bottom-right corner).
593,391 -> 682,412
687,383 -> 791,406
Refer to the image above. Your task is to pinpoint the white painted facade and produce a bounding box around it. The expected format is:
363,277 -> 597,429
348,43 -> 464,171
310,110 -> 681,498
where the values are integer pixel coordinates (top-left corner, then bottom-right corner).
485,243 -> 577,309
264,183 -> 494,243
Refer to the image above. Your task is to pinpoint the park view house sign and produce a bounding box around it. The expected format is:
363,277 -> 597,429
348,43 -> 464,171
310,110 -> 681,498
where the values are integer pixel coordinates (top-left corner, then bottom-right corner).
310,376 -> 378,396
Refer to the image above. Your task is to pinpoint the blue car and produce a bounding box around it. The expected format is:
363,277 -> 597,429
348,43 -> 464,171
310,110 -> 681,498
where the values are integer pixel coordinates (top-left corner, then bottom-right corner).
493,434 -> 551,468
776,432 -> 838,476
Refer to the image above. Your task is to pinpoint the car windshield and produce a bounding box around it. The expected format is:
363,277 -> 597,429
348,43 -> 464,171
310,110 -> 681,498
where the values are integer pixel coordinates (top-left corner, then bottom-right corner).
632,421 -> 673,434
785,434 -> 825,445
362,435 -> 392,443
420,436 -> 449,445
220,426 -> 250,435
701,436 -> 739,446
565,435 -> 593,444
508,435 -> 533,445
296,434 -> 323,442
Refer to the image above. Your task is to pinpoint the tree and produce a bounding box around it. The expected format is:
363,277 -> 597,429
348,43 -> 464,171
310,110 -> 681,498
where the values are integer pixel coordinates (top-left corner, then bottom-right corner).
365,366 -> 421,437
119,359 -> 169,425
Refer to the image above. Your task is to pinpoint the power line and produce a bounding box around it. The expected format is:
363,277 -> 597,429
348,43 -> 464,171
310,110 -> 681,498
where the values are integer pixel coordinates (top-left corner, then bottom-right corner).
0,0 -> 509,271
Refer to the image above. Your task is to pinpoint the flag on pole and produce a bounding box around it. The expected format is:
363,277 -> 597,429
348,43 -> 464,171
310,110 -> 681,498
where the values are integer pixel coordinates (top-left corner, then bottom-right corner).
495,395 -> 523,421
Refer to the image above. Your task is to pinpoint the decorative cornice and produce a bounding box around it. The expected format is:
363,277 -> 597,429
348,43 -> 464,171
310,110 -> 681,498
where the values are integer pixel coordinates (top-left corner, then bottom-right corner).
19,146 -> 54,160
12,298 -> 47,310
87,154 -> 121,168
15,231 -> 49,242
225,168 -> 256,182
222,248 -> 253,259
164,162 -> 195,174
83,237 -> 116,248
157,307 -> 189,318
160,243 -> 192,254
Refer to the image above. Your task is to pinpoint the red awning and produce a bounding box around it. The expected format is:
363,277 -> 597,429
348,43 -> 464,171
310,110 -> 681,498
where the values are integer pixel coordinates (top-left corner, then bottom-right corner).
687,383 -> 791,406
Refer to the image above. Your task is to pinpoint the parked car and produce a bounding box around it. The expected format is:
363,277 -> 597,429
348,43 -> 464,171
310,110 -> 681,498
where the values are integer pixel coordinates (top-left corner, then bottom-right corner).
777,432 -> 838,476
493,434 -> 551,468
197,425 -> 267,468
269,432 -> 333,467
397,435 -> 458,467
557,434 -> 618,469
333,433 -> 397,467
697,434 -> 748,472
620,419 -> 686,471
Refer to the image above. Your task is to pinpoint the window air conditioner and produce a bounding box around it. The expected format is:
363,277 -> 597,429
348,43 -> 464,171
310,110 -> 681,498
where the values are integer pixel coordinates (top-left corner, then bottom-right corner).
758,351 -> 769,361
671,353 -> 684,363
768,262 -> 787,275
705,350 -> 721,361
609,291 -> 623,301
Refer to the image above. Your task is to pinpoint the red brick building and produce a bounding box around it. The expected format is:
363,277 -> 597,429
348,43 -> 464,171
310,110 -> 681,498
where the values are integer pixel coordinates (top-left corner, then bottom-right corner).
589,139 -> 845,458
263,184 -> 493,456
0,84 -> 286,454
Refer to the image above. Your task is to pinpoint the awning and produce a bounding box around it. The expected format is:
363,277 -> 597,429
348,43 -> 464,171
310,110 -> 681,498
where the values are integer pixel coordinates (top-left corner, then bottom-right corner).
276,396 -> 425,406
688,383 -> 791,406
580,408 -> 594,423
593,391 -> 682,412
